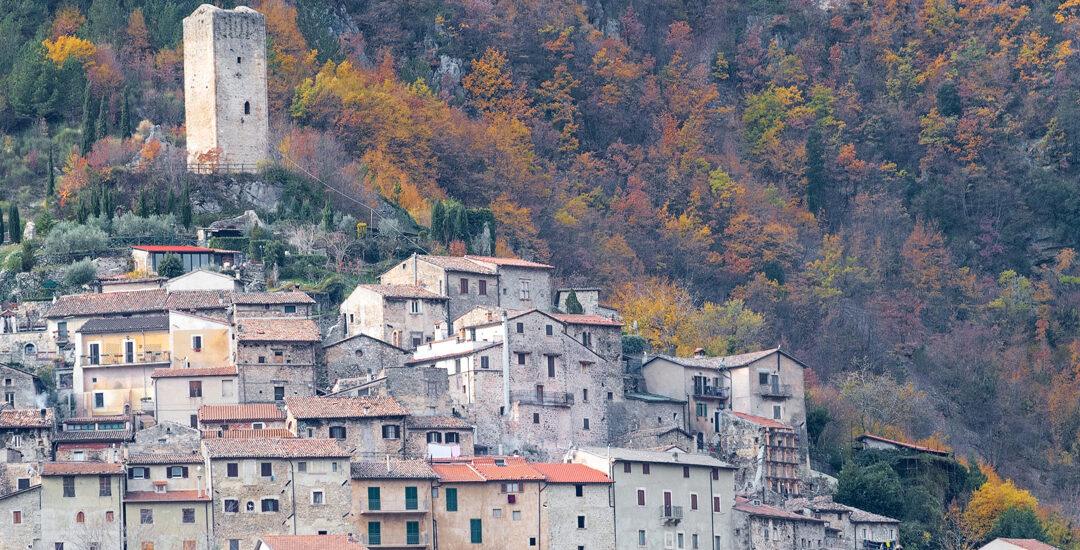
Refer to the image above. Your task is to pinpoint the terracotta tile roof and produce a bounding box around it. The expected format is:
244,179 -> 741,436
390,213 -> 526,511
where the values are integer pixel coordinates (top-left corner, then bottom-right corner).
991,539 -> 1061,550
78,315 -> 169,334
550,314 -> 623,327
64,415 -> 129,423
132,245 -> 218,253
46,290 -> 167,318
405,416 -> 472,429
730,412 -> 794,430
430,463 -> 485,483
237,318 -> 321,342
432,458 -> 544,481
201,428 -> 294,439
54,429 -> 132,442
284,396 -> 408,419
199,404 -> 284,423
404,342 -> 502,365
416,255 -> 494,274
0,408 -> 53,428
464,255 -> 553,269
530,463 -> 612,483
42,462 -> 125,476
166,290 -> 232,310
848,506 -> 901,523
646,348 -> 782,371
257,534 -> 365,550
152,366 -> 238,378
784,496 -> 853,513
856,433 -> 951,456
351,459 -> 437,480
734,497 -> 825,522
127,453 -> 204,465
233,291 -> 315,305
203,438 -> 348,458
355,284 -> 448,300
124,490 -> 210,502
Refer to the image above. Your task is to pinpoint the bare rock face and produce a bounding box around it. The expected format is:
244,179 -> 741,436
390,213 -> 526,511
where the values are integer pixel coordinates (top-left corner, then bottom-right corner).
189,175 -> 284,215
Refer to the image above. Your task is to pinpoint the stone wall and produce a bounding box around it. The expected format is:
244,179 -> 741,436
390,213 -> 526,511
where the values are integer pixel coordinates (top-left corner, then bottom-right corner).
0,364 -> 40,409
733,512 -> 826,550
542,483 -> 614,550
237,363 -> 315,403
295,417 -> 405,461
1,425 -> 52,462
382,366 -> 454,416
321,334 -> 408,392
236,341 -> 316,367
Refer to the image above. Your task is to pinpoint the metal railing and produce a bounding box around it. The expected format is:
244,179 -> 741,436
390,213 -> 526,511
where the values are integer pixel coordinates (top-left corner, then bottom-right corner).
694,386 -> 726,399
510,390 -> 574,407
188,162 -> 260,174
360,532 -> 430,547
81,351 -> 171,366
360,499 -> 430,513
756,384 -> 793,398
659,505 -> 684,521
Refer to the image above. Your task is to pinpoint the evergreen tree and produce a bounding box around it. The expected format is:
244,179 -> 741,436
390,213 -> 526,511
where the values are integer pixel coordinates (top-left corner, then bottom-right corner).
453,204 -> 469,242
76,199 -> 89,224
46,144 -> 55,196
805,125 -> 826,216
103,188 -> 115,220
80,81 -> 94,154
119,89 -> 131,139
35,210 -> 56,237
322,201 -> 334,232
166,188 -> 177,213
137,189 -> 150,217
156,253 -> 184,278
180,186 -> 193,228
19,241 -> 35,273
565,289 -> 584,314
0,209 -> 5,244
95,94 -> 109,141
430,200 -> 446,242
987,506 -> 1047,543
8,204 -> 21,243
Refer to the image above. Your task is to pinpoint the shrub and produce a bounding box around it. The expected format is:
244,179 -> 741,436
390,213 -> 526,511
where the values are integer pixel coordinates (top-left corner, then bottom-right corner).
42,222 -> 108,255
111,213 -> 177,238
208,236 -> 250,251
156,253 -> 184,278
63,258 -> 97,287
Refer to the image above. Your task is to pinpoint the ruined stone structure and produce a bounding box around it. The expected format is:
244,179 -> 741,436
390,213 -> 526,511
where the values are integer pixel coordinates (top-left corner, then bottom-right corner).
183,5 -> 269,172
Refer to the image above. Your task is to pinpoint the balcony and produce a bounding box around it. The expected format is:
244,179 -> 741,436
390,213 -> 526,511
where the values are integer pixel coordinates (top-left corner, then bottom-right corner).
359,532 -> 430,548
659,505 -> 684,524
510,390 -> 574,407
693,386 -> 726,400
861,541 -> 898,550
359,500 -> 430,514
756,384 -> 793,398
81,351 -> 171,367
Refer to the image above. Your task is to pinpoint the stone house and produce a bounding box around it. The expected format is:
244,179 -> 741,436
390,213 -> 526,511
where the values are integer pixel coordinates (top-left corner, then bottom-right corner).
855,433 -> 952,457
567,446 -> 737,550
232,291 -> 316,319
0,363 -> 40,409
379,254 -> 500,321
731,496 -> 827,550
169,310 -> 234,369
339,284 -> 449,349
404,415 -> 475,458
74,315 -> 171,417
608,391 -> 687,446
612,425 -> 695,451
40,461 -> 125,550
202,438 -> 352,550
284,396 -> 409,460
129,420 -> 203,454
350,459 -> 438,548
555,288 -> 619,318
166,269 -> 244,292
0,408 -> 54,462
45,289 -> 170,354
717,412 -> 802,498
198,404 -> 287,433
320,333 -> 408,393
551,313 -> 624,362
0,482 -> 41,550
165,290 -> 234,323
783,496 -> 901,550
848,507 -> 902,549
235,318 -> 320,403
530,462 -> 615,550
153,366 -> 240,427
53,415 -> 132,462
124,452 -> 212,550
464,255 -> 554,312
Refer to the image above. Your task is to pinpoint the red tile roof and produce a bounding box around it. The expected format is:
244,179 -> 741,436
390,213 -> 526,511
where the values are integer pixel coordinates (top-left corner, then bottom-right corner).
530,463 -> 612,484
354,284 -> 448,300
0,408 -> 53,428
464,255 -> 554,269
284,396 -> 408,419
351,459 -> 438,480
46,290 -> 167,318
198,404 -> 284,423
166,290 -> 232,311
734,497 -> 825,522
730,412 -> 793,430
201,428 -> 294,439
550,314 -> 623,326
237,318 -> 321,342
152,366 -> 238,378
257,534 -> 365,550
992,539 -> 1061,550
233,291 -> 315,305
124,490 -> 210,502
473,463 -> 545,481
42,462 -> 125,476
132,245 -> 219,253
416,255 -> 495,274
127,453 -> 205,465
430,463 -> 485,483
203,438 -> 348,458
857,433 -> 951,456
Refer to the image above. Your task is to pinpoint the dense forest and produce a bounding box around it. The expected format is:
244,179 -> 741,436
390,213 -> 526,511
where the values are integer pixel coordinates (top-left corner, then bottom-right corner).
1,0 -> 1080,546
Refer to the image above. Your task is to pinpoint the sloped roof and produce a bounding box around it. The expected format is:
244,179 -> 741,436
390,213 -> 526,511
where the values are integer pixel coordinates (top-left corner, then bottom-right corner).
784,496 -> 853,514
257,535 -> 365,550
126,453 -> 204,465
549,314 -> 623,327
734,497 -> 825,522
166,290 -> 232,311
351,459 -> 437,480
848,506 -> 901,523
405,416 -> 472,429
625,392 -> 686,404
152,366 -> 238,378
856,433 -> 951,456
575,446 -> 735,468
0,408 -> 53,428
132,245 -> 218,253
464,255 -> 554,269
46,290 -> 167,318
198,404 -> 284,423
284,396 -> 408,419
54,429 -> 132,443
985,539 -> 1061,550
645,348 -> 784,371
203,438 -> 348,459
430,463 -> 485,483
404,342 -> 502,366
530,463 -> 612,483
78,315 -> 169,334
730,412 -> 794,430
354,284 -> 448,300
237,318 -> 321,342
42,462 -> 125,475
123,490 -> 210,502
201,428 -> 294,439
233,291 -> 315,305
415,255 -> 495,274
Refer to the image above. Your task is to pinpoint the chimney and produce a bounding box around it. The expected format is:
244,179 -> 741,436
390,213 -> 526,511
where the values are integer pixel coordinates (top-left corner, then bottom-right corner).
40,408 -> 46,421
693,348 -> 705,358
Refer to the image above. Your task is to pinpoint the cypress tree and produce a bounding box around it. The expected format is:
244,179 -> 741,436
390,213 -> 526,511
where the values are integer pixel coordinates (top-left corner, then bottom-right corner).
95,94 -> 109,141
80,82 -> 94,154
8,204 -> 21,243
0,209 -> 5,244
564,289 -> 584,314
166,188 -> 177,213
137,189 -> 150,217
453,204 -> 469,242
805,125 -> 826,217
180,186 -> 193,228
46,145 -> 55,196
322,201 -> 334,232
430,200 -> 445,242
103,188 -> 115,220
119,89 -> 131,139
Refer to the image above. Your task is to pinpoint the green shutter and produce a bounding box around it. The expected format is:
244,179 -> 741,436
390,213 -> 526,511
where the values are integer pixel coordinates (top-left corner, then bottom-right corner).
367,487 -> 381,511
368,521 -> 381,545
446,487 -> 458,511
407,521 -> 420,545
470,518 -> 482,543
405,486 -> 418,510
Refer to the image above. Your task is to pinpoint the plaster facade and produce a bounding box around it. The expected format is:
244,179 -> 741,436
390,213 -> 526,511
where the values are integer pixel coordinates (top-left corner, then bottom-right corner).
0,364 -> 39,409
40,465 -> 125,550
0,484 -> 41,550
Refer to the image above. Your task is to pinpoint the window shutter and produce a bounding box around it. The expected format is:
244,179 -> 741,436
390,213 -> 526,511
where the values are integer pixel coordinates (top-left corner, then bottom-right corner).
182,467 -> 189,478
166,468 -> 173,479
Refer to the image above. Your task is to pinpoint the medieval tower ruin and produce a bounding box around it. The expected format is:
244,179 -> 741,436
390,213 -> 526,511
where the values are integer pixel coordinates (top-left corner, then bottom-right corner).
183,4 -> 269,173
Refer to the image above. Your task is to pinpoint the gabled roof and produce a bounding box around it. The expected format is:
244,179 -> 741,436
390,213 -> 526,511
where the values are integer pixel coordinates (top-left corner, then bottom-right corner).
730,412 -> 794,430
550,314 -> 623,327
783,496 -> 853,514
414,255 -> 495,274
430,463 -> 485,483
165,290 -> 232,311
530,463 -> 612,484
203,438 -> 348,459
984,539 -> 1061,550
575,446 -> 735,468
353,284 -> 448,300
46,289 -> 167,318
237,318 -> 321,342
123,490 -> 210,502
284,396 -> 408,419
0,483 -> 40,500
152,366 -> 238,378
54,429 -> 132,443
126,453 -> 204,465
198,404 -> 284,423
624,392 -> 685,404
856,433 -> 951,456
42,462 -> 125,476
643,348 -> 810,371
256,534 -> 365,550
464,255 -> 553,269
233,291 -> 315,305
734,497 -> 826,522
351,459 -> 437,480
77,315 -> 169,334
848,506 -> 901,523
404,342 -> 502,366
0,408 -> 53,428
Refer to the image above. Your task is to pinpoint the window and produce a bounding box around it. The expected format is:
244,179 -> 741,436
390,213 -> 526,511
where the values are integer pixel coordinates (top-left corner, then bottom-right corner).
623,462 -> 632,473
258,356 -> 266,363
480,356 -> 490,369
261,462 -> 272,477
546,324 -> 553,336
445,432 -> 460,443
93,392 -> 104,409
405,486 -> 418,510
184,543 -> 196,550
639,530 -> 647,547
773,405 -> 782,420
63,476 -> 75,497
684,466 -> 691,478
492,508 -> 502,518
55,544 -> 64,550
12,510 -> 21,524
460,278 -> 469,294
284,305 -> 297,314
583,418 -> 590,430
189,414 -> 198,428
297,462 -> 307,472
759,372 -> 770,385
329,426 -> 347,439
470,518 -> 483,543
583,389 -> 588,402
582,332 -> 592,347
191,335 -> 203,351
312,491 -> 324,505
696,403 -> 707,417
244,101 -> 250,115
637,489 -> 646,506
229,541 -> 239,550
575,484 -> 584,497
4,392 -> 12,406
274,386 -> 285,400
189,381 -> 202,398
512,510 -> 521,520
182,508 -> 195,523
427,431 -> 442,443
368,487 -> 381,510
227,463 -> 238,477
519,279 -> 531,300
224,499 -> 239,513
76,511 -> 85,523
445,487 -> 458,511
368,522 -> 381,546
532,413 -> 540,424
252,422 -> 265,430
73,451 -> 85,461
516,322 -> 524,334
691,494 -> 698,510
99,476 -> 111,496
517,353 -> 526,365
140,509 -> 153,524
501,482 -> 521,493
17,478 -> 29,490
222,379 -> 234,397
577,515 -> 586,529
547,355 -> 556,377
713,496 -> 721,513
261,499 -> 279,512
642,463 -> 650,475
382,425 -> 400,439
106,511 -> 114,522
478,280 -> 487,295
407,521 -> 420,545
712,468 -> 719,480
678,533 -> 685,548
274,351 -> 284,363
168,466 -> 189,479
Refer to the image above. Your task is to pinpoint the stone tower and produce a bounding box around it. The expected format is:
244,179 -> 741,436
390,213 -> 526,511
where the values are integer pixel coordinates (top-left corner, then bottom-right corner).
183,4 -> 269,173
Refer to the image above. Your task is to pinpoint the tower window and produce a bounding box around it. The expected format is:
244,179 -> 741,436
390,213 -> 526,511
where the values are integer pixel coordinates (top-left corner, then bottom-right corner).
244,101 -> 250,115
237,56 -> 242,63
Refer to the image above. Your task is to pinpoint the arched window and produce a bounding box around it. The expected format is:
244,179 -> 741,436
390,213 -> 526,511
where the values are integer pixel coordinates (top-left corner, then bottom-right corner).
246,501 -> 254,512
244,101 -> 250,115
23,343 -> 35,355
76,511 -> 85,523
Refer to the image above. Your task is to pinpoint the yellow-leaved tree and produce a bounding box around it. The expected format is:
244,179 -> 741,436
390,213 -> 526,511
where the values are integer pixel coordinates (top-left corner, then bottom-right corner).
962,465 -> 1039,542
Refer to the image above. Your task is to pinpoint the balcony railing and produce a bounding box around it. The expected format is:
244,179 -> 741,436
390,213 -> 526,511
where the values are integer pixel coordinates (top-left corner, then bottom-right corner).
693,386 -> 726,399
360,500 -> 430,514
510,390 -> 574,407
81,351 -> 171,366
861,541 -> 898,550
659,505 -> 684,523
756,384 -> 793,398
359,532 -> 430,548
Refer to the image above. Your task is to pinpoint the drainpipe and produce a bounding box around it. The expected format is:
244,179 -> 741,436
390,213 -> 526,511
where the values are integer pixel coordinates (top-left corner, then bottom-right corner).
501,311 -> 511,418
412,253 -> 418,286
537,481 -> 545,550
709,473 -> 716,550
290,459 -> 298,534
